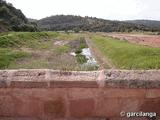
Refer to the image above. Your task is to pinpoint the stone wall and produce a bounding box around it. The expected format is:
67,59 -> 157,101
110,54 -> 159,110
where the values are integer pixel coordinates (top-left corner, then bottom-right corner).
0,69 -> 160,120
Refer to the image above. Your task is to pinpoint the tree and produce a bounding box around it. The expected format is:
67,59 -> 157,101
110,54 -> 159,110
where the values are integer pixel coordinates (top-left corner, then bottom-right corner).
73,27 -> 80,33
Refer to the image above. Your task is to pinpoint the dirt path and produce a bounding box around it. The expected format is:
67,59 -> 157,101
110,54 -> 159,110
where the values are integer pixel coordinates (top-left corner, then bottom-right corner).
85,35 -> 115,70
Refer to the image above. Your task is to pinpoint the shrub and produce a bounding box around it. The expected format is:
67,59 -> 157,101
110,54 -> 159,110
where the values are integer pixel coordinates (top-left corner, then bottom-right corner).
76,54 -> 88,64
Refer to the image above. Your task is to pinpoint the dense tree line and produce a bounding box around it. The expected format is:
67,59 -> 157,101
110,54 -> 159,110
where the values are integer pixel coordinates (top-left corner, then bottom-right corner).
37,15 -> 160,32
126,20 -> 160,32
0,0 -> 38,32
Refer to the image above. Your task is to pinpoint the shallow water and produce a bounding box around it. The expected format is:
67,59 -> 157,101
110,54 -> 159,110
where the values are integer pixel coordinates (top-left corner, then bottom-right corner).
81,48 -> 97,66
70,48 -> 97,66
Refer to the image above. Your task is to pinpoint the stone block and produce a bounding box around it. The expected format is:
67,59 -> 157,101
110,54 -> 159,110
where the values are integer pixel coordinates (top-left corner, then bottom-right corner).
10,81 -> 48,88
50,81 -> 98,88
140,98 -> 160,114
146,89 -> 160,98
13,98 -> 43,117
0,96 -> 15,117
44,99 -> 66,118
67,88 -> 99,100
69,98 -> 95,118
0,80 -> 7,88
101,88 -> 146,98
95,98 -> 122,117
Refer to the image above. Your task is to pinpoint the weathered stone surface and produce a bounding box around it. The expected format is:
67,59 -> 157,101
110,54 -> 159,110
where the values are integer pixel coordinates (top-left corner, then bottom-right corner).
105,79 -> 160,89
110,117 -> 148,120
67,88 -> 99,100
0,71 -> 8,81
104,70 -> 160,88
69,98 -> 95,118
105,70 -> 160,81
0,69 -> 160,119
44,99 -> 66,118
0,96 -> 15,117
0,118 -> 39,120
101,88 -> 146,98
140,98 -> 160,114
0,80 -> 7,88
50,81 -> 98,88
30,88 -> 68,101
49,70 -> 99,81
95,98 -> 122,117
0,118 -> 108,120
10,81 -> 48,88
11,70 -> 46,81
0,69 -> 160,88
120,98 -> 144,112
14,98 -> 43,117
146,89 -> 160,98
69,118 -> 107,120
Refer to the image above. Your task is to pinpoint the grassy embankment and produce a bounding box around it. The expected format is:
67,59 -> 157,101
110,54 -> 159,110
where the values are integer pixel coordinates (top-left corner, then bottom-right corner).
91,35 -> 160,69
0,32 -> 92,70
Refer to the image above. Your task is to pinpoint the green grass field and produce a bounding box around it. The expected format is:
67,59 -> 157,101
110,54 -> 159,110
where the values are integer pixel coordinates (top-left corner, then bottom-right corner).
91,35 -> 160,69
1,32 -> 160,70
0,32 -> 95,70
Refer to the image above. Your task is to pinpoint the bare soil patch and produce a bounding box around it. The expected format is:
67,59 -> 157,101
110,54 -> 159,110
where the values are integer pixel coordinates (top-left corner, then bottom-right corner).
54,40 -> 69,46
107,33 -> 160,47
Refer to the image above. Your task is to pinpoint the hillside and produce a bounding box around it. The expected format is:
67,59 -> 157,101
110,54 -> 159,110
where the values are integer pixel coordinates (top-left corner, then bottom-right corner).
0,0 -> 37,32
1,0 -> 160,33
37,15 -> 159,32
126,20 -> 160,32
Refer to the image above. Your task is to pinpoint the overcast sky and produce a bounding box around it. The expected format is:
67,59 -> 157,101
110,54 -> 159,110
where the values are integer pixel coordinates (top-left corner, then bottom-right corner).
5,0 -> 160,20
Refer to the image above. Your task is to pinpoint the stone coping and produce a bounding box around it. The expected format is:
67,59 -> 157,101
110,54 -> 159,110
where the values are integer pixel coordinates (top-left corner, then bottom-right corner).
0,69 -> 160,88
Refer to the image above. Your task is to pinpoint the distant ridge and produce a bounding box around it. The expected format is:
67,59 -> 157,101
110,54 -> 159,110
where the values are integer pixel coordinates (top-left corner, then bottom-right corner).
37,15 -> 160,32
1,0 -> 160,32
126,20 -> 160,31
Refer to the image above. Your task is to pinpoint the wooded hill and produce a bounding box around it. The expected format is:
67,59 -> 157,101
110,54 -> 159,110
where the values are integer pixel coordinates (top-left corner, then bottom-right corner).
126,20 -> 160,32
37,15 -> 160,32
1,0 -> 160,33
0,0 -> 37,32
